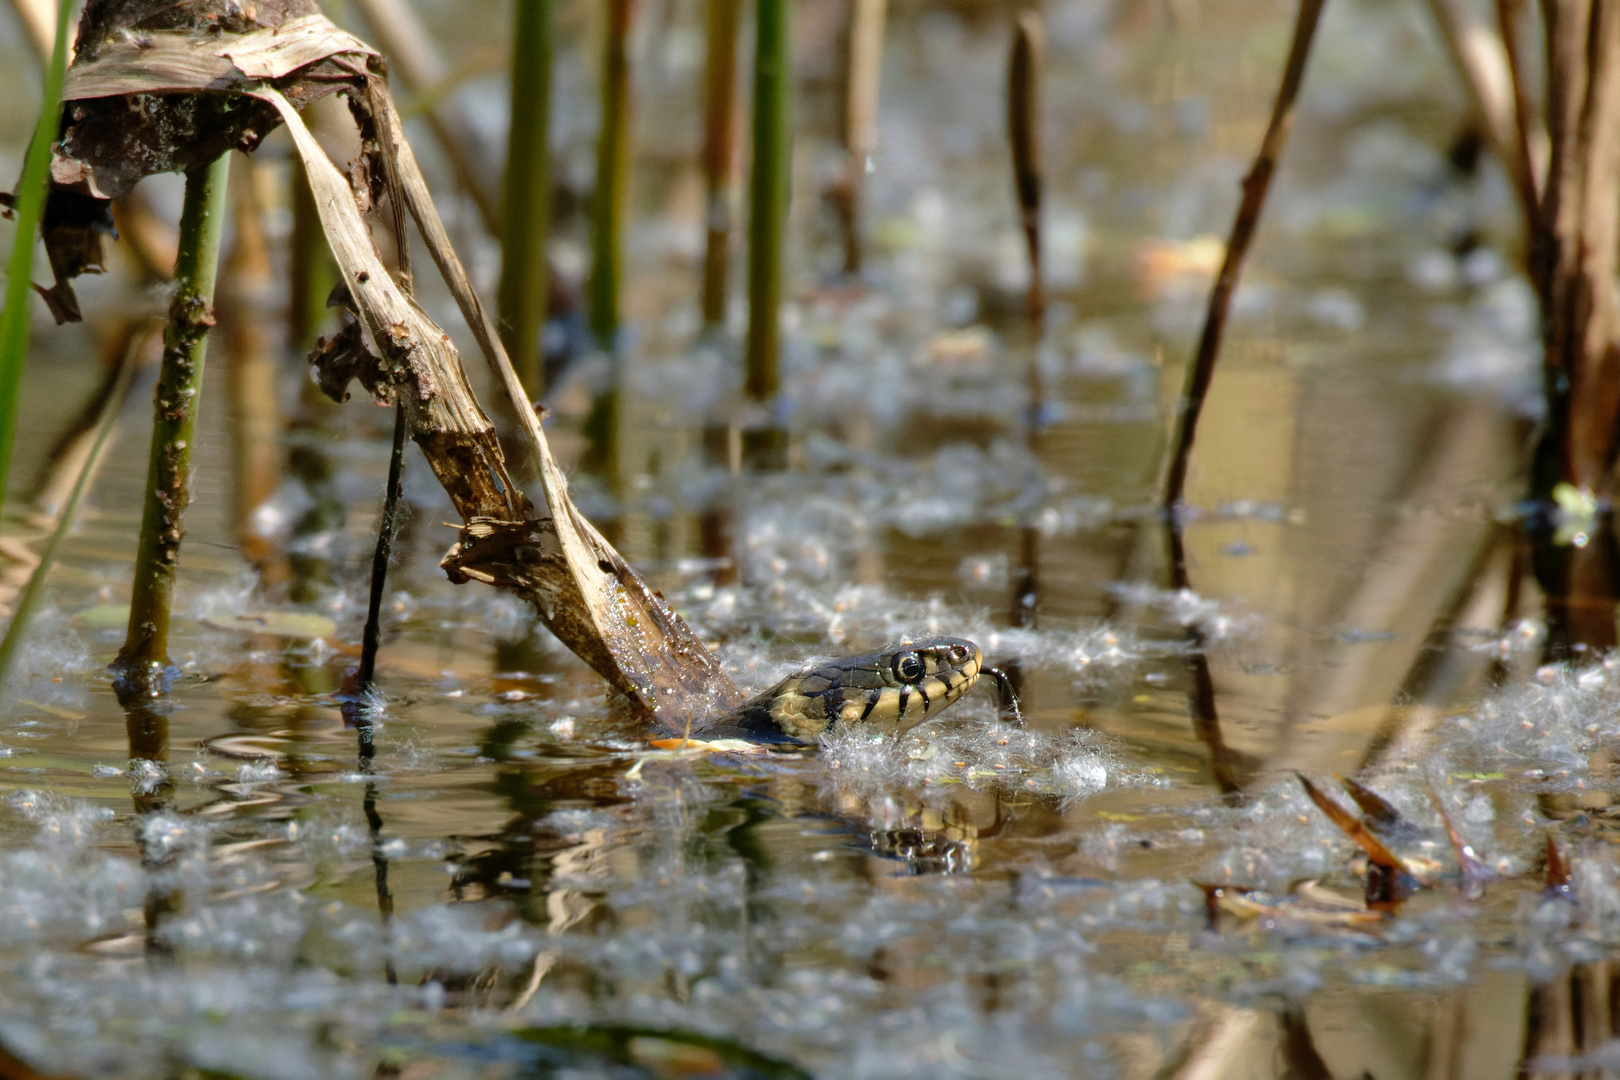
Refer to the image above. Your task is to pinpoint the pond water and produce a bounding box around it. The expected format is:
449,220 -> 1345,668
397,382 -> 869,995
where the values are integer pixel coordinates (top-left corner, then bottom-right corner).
0,0 -> 1609,1077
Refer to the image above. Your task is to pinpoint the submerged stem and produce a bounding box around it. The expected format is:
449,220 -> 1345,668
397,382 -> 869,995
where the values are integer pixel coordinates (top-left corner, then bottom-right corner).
498,0 -> 554,396
113,152 -> 232,699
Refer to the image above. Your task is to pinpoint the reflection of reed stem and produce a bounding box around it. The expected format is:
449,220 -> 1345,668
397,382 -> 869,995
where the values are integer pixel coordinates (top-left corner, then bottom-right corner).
589,0 -> 635,350
498,0 -> 554,396
0,0 -> 74,532
745,0 -> 792,403
0,332 -> 142,690
1160,0 -> 1326,519
701,0 -> 743,330
114,152 -> 232,698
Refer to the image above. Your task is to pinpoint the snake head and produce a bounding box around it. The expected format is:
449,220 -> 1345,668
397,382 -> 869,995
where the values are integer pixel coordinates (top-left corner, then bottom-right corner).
755,636 -> 985,743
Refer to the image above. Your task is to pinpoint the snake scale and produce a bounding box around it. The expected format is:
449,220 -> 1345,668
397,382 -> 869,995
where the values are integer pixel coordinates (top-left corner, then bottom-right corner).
710,637 -> 986,746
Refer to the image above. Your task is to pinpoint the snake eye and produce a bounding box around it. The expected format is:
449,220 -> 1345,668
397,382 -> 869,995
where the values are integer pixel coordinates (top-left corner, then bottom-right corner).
893,652 -> 924,682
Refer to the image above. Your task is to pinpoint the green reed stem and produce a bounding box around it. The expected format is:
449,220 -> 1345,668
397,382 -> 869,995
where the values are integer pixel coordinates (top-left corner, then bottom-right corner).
114,152 -> 232,698
0,0 -> 75,530
498,0 -> 554,396
701,0 -> 743,330
589,0 -> 635,350
287,153 -> 338,354
0,337 -> 139,691
745,0 -> 792,402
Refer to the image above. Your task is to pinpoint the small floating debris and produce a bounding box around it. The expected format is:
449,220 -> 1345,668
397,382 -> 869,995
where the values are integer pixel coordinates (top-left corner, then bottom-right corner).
201,611 -> 338,640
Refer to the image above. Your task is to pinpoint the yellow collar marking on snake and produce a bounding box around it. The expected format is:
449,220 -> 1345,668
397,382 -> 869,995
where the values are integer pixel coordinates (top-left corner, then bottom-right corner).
722,637 -> 984,745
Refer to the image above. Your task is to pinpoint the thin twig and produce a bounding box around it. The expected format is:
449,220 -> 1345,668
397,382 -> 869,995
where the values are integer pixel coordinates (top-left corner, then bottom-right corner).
1160,0 -> 1327,519
356,405 -> 409,695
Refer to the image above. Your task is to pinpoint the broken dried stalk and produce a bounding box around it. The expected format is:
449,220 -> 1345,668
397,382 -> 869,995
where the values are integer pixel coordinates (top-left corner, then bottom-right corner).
265,86 -> 743,721
46,7 -> 742,721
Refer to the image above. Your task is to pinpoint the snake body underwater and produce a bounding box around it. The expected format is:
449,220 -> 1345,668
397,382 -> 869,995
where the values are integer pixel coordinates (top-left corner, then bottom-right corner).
711,636 -> 985,746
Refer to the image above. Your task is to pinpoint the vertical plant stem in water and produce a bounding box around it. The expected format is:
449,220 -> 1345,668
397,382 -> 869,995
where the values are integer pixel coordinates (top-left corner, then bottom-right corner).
0,0 -> 74,530
1160,0 -> 1326,522
1007,10 -> 1045,630
499,0 -> 554,397
356,406 -> 408,696
590,0 -> 635,350
745,0 -> 793,468
114,152 -> 232,698
701,0 -> 743,330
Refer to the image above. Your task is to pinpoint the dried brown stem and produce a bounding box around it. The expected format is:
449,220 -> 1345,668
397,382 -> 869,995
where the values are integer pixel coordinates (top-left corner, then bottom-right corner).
1007,10 -> 1044,329
1160,0 -> 1326,518
1541,0 -> 1620,494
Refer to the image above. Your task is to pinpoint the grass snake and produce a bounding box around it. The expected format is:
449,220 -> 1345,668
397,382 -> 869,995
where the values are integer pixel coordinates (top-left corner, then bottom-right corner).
710,637 -> 988,746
